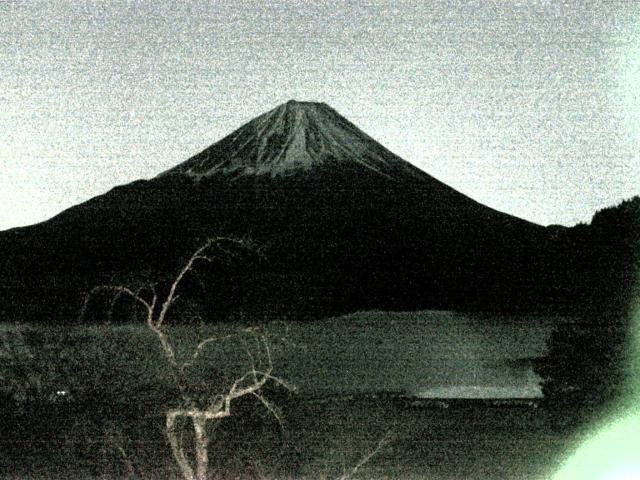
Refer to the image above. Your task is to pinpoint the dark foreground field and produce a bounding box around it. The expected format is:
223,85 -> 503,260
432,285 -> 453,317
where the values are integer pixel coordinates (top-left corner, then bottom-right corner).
1,395 -> 579,480
0,313 -> 574,479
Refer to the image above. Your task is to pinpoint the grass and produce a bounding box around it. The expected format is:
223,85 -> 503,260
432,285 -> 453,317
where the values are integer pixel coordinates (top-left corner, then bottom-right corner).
0,394 -> 578,479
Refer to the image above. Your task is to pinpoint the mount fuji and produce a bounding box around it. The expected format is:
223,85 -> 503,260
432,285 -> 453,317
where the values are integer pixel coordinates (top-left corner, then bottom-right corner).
0,101 -> 559,322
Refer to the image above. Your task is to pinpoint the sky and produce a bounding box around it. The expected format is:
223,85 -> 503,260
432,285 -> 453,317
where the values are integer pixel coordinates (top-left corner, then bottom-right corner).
1,0 -> 639,230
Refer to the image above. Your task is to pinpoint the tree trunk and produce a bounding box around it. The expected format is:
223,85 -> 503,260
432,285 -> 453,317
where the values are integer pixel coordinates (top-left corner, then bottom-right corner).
193,415 -> 211,480
166,412 -> 196,480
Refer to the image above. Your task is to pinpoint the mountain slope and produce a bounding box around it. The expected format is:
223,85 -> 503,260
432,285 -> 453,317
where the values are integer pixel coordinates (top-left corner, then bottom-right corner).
0,101 -> 559,323
160,100 -> 426,180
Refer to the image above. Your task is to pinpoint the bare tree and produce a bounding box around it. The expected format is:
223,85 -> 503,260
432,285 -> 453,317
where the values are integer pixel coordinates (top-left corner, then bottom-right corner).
81,237 -> 292,480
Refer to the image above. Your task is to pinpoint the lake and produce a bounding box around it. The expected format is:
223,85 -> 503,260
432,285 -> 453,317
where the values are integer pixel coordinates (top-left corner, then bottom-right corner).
268,310 -> 556,398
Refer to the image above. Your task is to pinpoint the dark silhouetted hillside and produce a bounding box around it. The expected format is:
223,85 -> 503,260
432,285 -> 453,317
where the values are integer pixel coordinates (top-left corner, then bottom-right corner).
537,196 -> 640,424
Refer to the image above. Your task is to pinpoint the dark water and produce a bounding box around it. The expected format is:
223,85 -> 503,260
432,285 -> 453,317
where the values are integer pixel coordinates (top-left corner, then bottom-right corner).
270,310 -> 555,398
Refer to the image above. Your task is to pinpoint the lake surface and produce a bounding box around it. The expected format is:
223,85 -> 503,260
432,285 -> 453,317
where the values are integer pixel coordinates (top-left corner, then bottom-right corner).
0,310 -> 557,401
269,310 -> 556,398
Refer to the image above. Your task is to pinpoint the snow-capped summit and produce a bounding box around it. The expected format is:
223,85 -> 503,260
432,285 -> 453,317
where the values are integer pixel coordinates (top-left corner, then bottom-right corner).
160,100 -> 423,180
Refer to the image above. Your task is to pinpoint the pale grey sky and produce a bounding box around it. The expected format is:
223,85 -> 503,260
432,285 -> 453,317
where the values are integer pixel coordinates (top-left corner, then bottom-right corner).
1,0 -> 639,229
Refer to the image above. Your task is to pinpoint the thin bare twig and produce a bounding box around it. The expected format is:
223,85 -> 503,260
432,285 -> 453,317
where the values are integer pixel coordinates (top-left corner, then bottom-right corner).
80,285 -> 153,321
252,391 -> 284,430
336,434 -> 392,480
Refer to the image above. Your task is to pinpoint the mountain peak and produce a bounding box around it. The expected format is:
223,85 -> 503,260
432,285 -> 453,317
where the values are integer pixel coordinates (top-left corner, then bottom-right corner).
283,99 -> 327,107
160,101 -> 424,179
